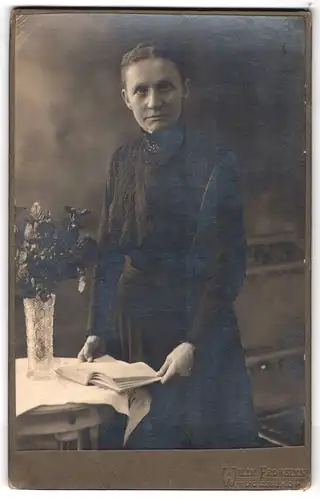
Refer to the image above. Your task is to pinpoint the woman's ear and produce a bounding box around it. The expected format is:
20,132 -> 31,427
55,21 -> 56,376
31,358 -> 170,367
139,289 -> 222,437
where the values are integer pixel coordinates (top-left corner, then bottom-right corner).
121,88 -> 132,110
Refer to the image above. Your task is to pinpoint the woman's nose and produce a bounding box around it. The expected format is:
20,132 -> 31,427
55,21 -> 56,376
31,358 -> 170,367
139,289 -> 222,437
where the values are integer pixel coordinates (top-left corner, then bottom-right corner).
146,89 -> 162,109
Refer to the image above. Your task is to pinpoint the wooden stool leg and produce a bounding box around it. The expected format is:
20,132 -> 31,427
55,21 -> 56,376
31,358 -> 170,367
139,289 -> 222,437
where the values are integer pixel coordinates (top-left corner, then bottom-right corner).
89,425 -> 99,450
77,431 -> 84,450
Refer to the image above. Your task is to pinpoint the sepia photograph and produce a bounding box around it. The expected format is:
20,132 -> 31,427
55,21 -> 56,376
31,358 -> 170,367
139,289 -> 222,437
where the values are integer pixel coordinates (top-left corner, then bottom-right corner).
9,7 -> 311,489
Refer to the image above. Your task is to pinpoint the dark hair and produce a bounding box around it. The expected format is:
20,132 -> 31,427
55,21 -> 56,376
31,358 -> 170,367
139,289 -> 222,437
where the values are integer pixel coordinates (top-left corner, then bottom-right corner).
120,42 -> 187,85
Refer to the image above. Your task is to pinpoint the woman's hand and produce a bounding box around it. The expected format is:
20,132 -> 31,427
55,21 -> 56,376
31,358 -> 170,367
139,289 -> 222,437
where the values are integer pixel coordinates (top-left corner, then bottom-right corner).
156,342 -> 195,384
77,335 -> 101,362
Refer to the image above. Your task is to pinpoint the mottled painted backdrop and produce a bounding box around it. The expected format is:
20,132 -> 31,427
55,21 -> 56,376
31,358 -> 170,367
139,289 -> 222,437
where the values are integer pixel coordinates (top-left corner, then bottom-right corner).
13,12 -> 307,424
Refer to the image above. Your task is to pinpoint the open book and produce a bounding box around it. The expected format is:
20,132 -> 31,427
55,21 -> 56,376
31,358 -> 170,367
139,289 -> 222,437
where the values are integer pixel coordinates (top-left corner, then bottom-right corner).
55,355 -> 161,393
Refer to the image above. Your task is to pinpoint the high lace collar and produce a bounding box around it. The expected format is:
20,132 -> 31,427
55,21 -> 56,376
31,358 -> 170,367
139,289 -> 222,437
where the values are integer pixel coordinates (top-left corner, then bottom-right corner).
141,121 -> 185,165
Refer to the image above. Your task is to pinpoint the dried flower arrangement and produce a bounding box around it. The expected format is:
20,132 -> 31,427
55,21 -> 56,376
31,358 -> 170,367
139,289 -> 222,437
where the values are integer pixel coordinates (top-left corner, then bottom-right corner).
14,202 -> 97,302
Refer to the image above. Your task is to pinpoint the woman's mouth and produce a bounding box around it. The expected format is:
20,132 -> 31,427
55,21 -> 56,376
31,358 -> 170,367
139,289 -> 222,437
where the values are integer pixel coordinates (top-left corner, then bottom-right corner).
146,115 -> 168,121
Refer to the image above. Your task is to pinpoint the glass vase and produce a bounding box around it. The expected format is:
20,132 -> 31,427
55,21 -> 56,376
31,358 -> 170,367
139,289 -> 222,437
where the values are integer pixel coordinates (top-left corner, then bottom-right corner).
23,294 -> 56,380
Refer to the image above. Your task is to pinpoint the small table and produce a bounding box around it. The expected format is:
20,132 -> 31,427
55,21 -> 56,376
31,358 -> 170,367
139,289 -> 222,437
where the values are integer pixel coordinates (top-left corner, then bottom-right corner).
16,358 -> 115,450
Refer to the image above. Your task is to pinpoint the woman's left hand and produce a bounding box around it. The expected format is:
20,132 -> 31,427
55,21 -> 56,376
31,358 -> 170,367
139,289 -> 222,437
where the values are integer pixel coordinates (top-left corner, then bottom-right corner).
156,342 -> 195,384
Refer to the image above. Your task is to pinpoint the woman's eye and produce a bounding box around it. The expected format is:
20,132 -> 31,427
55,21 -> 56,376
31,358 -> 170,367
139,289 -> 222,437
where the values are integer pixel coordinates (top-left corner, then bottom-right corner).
158,81 -> 174,92
135,87 -> 148,96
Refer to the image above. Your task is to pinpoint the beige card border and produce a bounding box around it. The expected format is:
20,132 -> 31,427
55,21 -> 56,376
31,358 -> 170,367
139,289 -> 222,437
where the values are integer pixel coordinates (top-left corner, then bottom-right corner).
8,7 -> 312,490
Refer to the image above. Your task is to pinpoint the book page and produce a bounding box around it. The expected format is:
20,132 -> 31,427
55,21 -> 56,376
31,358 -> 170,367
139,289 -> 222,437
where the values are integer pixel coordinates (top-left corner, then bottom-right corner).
115,378 -> 160,391
56,355 -> 157,382
93,355 -> 158,380
55,355 -> 158,386
55,364 -> 93,386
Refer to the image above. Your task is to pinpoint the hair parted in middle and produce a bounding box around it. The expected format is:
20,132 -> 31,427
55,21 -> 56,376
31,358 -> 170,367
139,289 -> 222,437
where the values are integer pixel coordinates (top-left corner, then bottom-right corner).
120,42 -> 188,86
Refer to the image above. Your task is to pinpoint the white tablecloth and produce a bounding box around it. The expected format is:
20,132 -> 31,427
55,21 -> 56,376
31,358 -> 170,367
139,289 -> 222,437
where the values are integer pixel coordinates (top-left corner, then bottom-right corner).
15,357 -> 129,417
15,357 -> 152,445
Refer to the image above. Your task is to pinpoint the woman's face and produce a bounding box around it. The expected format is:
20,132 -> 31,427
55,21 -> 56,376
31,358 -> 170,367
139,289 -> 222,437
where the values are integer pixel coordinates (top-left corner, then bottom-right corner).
121,58 -> 189,133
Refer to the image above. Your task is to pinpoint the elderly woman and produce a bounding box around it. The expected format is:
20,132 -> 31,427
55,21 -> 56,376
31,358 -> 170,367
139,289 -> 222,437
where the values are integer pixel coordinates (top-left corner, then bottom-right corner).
78,43 -> 258,449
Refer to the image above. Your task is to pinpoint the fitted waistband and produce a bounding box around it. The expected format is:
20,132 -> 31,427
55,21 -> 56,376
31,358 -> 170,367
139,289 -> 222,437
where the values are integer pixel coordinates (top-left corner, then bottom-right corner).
122,255 -> 187,286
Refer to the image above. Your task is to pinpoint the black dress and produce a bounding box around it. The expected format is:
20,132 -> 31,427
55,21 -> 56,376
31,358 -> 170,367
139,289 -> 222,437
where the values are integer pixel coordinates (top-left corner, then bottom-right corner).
87,123 -> 259,449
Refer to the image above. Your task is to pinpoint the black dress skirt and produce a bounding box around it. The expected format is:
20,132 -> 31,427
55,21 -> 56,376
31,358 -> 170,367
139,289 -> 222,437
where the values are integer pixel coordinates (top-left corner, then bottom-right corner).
104,260 -> 259,450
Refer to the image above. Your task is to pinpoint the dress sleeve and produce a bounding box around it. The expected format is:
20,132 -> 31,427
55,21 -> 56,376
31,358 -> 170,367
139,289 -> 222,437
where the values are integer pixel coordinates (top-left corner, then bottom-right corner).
186,151 -> 247,345
86,154 -> 125,339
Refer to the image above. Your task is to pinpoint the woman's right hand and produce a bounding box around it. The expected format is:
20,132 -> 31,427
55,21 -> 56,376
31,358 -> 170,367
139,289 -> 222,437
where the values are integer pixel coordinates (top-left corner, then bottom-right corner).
77,335 -> 101,362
